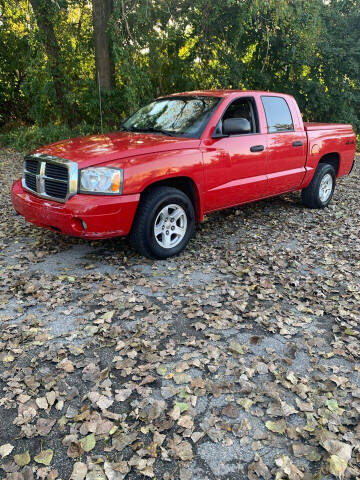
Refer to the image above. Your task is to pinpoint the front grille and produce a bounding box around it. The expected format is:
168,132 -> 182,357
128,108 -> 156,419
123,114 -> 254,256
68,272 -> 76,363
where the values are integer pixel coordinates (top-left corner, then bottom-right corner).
26,159 -> 38,174
44,179 -> 68,199
45,163 -> 68,181
25,173 -> 37,191
22,154 -> 77,203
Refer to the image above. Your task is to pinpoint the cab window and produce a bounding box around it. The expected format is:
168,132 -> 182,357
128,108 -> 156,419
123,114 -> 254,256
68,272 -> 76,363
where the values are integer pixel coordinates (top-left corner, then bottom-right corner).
261,96 -> 294,133
222,97 -> 259,134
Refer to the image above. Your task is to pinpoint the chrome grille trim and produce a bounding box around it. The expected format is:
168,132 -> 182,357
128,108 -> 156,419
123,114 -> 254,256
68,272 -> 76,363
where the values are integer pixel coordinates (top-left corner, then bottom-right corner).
22,153 -> 78,203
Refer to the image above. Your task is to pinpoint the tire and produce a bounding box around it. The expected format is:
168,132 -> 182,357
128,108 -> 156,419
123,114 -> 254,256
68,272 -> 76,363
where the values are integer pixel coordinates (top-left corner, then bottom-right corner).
130,186 -> 195,259
301,163 -> 336,209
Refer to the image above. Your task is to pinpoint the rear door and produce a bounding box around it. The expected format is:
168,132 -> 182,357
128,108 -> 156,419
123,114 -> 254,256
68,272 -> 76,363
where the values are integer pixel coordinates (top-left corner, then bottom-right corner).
261,95 -> 307,195
204,96 -> 268,211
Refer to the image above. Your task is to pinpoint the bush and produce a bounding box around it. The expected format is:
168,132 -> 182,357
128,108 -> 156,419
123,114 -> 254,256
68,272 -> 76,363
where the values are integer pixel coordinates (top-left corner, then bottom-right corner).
0,123 -> 107,152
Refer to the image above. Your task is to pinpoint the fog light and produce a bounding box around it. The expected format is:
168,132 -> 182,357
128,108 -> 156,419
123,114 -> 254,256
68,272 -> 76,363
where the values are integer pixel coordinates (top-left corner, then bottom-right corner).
71,217 -> 87,232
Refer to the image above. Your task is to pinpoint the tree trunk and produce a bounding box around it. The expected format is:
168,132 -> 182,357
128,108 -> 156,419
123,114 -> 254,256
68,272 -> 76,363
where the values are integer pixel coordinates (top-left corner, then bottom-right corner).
29,0 -> 76,124
92,0 -> 115,91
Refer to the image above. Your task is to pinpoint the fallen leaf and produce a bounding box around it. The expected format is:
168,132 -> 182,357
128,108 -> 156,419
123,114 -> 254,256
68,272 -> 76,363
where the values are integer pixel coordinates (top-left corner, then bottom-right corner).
248,454 -> 271,480
228,340 -> 244,355
156,365 -> 167,376
222,404 -> 239,419
115,389 -> 132,402
239,398 -> 253,412
275,455 -> 303,480
326,398 -> 340,413
1,353 -> 15,363
71,462 -> 88,480
327,455 -> 348,478
36,397 -> 49,410
170,440 -> 193,461
148,400 -> 166,421
321,439 -> 352,461
46,391 -> 57,406
96,395 -> 114,411
14,451 -> 31,466
59,359 -> 74,372
175,402 -> 188,413
34,449 -> 53,466
80,433 -> 96,452
178,415 -> 194,429
0,443 -> 14,458
173,373 -> 191,384
112,432 -> 138,452
104,460 -> 130,480
265,419 -> 287,435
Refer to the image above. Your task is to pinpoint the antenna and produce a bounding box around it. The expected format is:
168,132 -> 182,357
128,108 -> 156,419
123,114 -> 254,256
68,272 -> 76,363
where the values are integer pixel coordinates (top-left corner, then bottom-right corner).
98,71 -> 103,134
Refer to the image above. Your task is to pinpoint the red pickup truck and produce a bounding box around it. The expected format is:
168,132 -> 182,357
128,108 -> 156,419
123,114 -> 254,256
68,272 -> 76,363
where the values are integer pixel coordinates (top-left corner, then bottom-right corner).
12,90 -> 356,258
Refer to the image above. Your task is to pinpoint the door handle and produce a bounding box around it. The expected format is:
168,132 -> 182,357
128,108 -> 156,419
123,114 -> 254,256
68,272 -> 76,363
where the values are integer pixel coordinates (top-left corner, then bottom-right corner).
292,141 -> 303,147
250,145 -> 265,152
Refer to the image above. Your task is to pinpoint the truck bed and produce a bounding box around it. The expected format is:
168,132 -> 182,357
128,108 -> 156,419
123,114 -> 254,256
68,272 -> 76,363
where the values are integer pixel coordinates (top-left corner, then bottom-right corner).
304,122 -> 353,132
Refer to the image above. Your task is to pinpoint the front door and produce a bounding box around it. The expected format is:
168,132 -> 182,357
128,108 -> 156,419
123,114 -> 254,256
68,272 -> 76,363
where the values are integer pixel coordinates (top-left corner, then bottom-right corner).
204,97 -> 268,212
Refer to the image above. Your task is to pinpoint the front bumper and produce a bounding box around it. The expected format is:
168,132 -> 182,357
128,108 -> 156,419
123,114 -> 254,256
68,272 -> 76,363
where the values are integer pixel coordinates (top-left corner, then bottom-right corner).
11,179 -> 140,239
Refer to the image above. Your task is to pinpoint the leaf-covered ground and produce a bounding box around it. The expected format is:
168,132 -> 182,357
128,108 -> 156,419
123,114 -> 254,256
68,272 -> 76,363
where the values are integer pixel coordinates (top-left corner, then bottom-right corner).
0,149 -> 359,480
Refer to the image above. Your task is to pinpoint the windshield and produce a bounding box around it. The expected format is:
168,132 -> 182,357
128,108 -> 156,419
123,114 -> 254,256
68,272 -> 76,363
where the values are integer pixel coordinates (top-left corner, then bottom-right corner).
122,96 -> 221,138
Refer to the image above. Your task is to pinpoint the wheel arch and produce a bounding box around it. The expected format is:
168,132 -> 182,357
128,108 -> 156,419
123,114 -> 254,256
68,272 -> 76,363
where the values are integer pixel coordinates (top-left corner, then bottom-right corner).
318,152 -> 340,176
140,176 -> 203,222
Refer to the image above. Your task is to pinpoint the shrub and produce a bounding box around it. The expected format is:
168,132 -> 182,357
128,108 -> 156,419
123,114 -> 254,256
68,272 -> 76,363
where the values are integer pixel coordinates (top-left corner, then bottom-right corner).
0,123 -> 108,152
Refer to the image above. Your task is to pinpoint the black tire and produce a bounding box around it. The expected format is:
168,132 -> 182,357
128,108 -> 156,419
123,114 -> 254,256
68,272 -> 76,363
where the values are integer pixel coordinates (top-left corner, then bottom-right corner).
301,163 -> 336,209
130,186 -> 195,259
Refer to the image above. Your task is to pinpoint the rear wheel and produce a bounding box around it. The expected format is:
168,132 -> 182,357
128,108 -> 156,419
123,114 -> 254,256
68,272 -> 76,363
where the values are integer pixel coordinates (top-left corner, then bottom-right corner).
301,163 -> 336,209
130,186 -> 195,259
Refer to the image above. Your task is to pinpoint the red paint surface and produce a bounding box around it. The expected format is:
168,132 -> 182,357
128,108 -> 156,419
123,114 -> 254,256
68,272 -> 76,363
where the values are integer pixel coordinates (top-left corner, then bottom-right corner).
12,90 -> 357,240
12,180 -> 139,238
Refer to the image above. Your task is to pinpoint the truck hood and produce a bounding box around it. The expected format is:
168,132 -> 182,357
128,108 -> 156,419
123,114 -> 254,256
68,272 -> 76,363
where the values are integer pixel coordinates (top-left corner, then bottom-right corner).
34,131 -> 201,168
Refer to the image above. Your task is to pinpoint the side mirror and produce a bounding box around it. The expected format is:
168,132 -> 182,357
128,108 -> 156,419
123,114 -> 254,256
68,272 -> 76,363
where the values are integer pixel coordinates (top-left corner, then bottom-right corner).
223,118 -> 251,136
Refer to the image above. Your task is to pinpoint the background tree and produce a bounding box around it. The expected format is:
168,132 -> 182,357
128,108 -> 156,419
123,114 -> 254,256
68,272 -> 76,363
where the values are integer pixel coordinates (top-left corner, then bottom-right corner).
0,0 -> 359,150
92,0 -> 115,91
0,0 -> 30,125
28,0 -> 79,124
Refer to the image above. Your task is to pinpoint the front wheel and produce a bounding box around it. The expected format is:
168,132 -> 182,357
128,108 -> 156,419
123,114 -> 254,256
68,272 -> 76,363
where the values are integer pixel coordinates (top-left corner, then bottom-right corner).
301,163 -> 336,209
130,186 -> 195,259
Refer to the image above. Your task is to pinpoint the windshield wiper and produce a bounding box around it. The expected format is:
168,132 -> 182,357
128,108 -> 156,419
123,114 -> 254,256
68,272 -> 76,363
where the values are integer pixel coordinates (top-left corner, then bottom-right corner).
131,127 -> 175,137
119,125 -> 133,133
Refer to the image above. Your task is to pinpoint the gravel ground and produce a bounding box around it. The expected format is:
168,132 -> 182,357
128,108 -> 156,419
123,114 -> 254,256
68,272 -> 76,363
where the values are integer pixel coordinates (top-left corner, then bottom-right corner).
0,149 -> 359,480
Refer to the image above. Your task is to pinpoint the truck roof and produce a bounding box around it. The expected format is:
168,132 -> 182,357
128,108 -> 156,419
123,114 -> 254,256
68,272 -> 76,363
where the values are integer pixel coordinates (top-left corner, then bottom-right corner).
166,89 -> 290,98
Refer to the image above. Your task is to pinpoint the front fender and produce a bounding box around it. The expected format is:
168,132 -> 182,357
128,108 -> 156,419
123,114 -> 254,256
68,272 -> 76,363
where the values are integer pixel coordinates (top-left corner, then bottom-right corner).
102,148 -> 205,221
123,148 -> 203,192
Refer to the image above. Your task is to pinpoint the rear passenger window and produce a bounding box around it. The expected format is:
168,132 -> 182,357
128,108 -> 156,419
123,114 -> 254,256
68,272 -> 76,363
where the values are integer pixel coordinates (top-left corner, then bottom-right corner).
261,96 -> 294,133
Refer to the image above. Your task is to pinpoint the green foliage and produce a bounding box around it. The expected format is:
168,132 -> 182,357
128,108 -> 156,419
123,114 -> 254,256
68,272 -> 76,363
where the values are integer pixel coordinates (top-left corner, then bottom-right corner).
0,123 -> 103,151
0,0 -> 359,151
0,1 -> 31,125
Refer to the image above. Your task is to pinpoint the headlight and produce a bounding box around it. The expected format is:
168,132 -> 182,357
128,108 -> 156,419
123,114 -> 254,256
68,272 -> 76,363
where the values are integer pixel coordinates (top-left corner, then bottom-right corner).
79,167 -> 123,194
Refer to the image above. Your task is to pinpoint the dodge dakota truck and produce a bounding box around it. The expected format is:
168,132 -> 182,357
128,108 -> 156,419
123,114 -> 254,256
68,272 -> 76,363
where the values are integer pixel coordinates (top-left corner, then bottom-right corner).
12,90 -> 356,259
